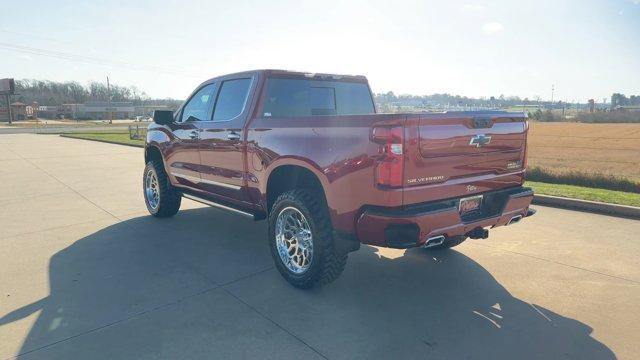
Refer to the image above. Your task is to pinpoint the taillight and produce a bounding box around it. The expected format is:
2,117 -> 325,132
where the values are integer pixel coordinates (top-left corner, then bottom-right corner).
372,126 -> 404,188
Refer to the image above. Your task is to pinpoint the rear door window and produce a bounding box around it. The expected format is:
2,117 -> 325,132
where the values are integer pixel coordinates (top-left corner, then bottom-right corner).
263,78 -> 374,117
212,78 -> 252,122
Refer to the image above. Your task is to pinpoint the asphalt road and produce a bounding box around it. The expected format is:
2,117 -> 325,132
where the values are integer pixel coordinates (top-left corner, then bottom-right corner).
1,134 -> 639,359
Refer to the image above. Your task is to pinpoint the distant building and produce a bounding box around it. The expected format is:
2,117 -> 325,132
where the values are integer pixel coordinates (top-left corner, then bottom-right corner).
37,105 -> 60,119
10,102 -> 27,120
614,105 -> 640,113
509,104 -> 542,111
59,104 -> 83,119
0,102 -> 28,121
78,101 -> 134,119
33,102 -> 136,119
135,105 -> 172,117
26,104 -> 37,119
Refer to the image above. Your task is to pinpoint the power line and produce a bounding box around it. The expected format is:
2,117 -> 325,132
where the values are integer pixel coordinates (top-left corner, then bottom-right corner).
0,28 -> 74,46
0,42 -> 201,77
106,76 -> 112,124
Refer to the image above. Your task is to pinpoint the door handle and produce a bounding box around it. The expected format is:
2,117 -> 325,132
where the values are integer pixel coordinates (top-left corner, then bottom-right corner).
189,130 -> 199,139
227,131 -> 241,141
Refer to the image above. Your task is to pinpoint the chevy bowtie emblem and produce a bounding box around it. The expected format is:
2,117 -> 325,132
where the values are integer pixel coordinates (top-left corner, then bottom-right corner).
469,134 -> 492,147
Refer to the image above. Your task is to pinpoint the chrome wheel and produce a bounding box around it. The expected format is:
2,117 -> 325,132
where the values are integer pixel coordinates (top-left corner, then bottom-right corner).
145,169 -> 160,210
275,206 -> 314,274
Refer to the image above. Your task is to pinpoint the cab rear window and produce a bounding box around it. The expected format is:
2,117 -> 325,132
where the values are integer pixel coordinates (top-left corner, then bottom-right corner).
263,78 -> 374,117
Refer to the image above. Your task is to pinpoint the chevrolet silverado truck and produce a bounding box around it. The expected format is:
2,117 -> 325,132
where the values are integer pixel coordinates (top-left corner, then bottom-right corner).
143,69 -> 535,288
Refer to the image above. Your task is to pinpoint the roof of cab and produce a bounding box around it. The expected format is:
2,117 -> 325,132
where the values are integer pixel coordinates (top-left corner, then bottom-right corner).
205,69 -> 369,83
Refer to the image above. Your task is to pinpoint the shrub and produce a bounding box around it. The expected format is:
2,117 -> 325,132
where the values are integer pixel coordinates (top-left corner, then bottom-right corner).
526,166 -> 640,193
528,109 -> 562,122
574,111 -> 640,123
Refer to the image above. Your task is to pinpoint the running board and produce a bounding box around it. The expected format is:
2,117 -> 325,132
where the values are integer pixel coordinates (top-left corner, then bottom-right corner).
182,193 -> 260,220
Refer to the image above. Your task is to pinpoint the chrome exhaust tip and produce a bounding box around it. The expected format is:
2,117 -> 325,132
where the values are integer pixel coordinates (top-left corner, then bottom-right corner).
507,215 -> 523,226
424,235 -> 445,248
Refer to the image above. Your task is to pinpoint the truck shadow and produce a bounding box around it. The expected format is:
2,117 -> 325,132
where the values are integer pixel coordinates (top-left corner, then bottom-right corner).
0,207 -> 615,359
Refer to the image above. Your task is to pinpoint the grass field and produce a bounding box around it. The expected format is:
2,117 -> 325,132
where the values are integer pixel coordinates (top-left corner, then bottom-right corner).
525,181 -> 640,207
528,122 -> 640,182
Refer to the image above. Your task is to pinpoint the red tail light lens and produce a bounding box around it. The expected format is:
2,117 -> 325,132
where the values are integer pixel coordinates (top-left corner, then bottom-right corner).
372,126 -> 404,188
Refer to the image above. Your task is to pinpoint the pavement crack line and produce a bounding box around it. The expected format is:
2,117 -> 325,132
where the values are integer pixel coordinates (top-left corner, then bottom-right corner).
219,266 -> 275,286
7,266 -> 304,360
221,286 -> 330,360
9,286 -> 221,360
0,217 -> 116,241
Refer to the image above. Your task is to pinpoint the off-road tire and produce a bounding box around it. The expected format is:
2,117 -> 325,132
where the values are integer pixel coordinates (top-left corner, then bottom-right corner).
143,160 -> 181,217
269,189 -> 347,289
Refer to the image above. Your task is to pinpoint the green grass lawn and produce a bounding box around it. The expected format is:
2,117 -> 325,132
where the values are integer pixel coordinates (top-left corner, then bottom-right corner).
61,132 -> 144,147
526,181 -> 640,207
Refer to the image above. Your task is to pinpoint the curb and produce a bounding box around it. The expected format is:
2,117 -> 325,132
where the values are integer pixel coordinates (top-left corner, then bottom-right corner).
533,194 -> 640,220
59,134 -> 144,148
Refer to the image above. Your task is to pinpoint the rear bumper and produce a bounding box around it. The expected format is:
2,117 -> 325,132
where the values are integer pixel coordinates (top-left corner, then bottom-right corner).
355,186 -> 535,248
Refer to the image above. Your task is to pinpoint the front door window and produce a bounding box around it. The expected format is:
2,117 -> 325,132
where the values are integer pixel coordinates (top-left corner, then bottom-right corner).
181,84 -> 216,122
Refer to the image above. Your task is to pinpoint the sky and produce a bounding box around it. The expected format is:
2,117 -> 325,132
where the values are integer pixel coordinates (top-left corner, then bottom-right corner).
1,0 -> 639,102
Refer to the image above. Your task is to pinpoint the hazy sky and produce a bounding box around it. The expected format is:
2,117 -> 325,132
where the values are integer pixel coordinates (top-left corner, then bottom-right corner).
1,0 -> 638,101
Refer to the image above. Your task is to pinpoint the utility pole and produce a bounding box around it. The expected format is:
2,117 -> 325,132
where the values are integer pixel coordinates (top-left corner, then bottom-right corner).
106,76 -> 113,124
5,94 -> 12,125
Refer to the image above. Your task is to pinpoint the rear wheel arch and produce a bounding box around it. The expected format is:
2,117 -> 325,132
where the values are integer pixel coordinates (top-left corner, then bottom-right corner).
266,164 -> 329,215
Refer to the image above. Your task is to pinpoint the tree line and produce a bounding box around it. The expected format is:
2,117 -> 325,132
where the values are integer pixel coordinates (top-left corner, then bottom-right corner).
13,79 -> 180,108
12,79 -> 639,118
374,91 -> 540,110
611,93 -> 640,108
13,82 -> 542,109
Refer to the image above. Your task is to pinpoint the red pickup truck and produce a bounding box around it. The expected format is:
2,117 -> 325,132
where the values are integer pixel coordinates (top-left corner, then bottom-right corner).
144,69 -> 535,288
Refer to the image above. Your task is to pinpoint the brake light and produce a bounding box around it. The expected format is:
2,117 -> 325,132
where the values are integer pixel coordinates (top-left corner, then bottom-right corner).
372,126 -> 404,187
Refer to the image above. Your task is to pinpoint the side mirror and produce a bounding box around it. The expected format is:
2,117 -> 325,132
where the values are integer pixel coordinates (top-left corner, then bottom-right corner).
153,110 -> 174,125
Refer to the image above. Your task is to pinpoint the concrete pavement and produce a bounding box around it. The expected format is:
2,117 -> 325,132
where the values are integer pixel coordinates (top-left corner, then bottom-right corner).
0,134 -> 639,359
0,125 -> 131,135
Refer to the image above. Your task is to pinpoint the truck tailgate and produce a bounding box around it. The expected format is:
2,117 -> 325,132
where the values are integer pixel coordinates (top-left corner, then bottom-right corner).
403,112 -> 528,204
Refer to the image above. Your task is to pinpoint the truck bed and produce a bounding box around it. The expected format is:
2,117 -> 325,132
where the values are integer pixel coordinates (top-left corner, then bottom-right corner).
246,111 -> 529,235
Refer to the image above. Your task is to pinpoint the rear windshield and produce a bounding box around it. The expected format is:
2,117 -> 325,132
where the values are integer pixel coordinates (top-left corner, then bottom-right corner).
262,78 -> 374,117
